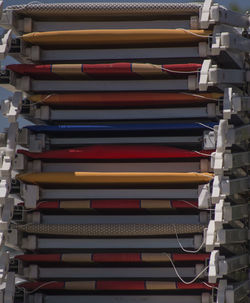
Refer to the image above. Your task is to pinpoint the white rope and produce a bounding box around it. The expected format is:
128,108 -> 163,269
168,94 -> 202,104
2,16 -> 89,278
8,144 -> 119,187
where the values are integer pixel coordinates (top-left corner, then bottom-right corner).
40,94 -> 54,102
200,173 -> 213,179
152,64 -> 200,74
182,92 -> 221,102
203,281 -> 218,290
163,253 -> 209,285
196,122 -> 217,132
179,200 -> 199,209
20,201 -> 46,212
29,94 -> 55,107
17,280 -> 57,294
193,150 -> 213,157
161,67 -> 200,74
176,234 -> 205,253
187,172 -> 213,180
176,28 -> 212,39
180,200 -> 214,211
174,224 -> 205,253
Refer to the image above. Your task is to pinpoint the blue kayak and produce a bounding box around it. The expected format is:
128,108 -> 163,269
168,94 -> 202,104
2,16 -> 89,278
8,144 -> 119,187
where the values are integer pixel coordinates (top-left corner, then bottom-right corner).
26,122 -> 217,134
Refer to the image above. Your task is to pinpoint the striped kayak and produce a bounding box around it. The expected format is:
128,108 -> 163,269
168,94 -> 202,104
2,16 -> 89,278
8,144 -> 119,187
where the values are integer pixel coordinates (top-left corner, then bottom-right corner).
22,200 -> 199,210
8,63 -> 201,79
20,280 -> 215,291
16,252 -> 210,263
22,29 -> 211,48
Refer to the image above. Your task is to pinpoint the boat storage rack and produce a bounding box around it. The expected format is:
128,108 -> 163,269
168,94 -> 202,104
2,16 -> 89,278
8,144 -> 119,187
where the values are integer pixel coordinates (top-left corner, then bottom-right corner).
0,0 -> 249,303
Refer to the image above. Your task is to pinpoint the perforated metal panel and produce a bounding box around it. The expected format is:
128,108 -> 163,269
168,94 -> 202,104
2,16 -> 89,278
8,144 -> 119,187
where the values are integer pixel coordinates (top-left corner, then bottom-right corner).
17,223 -> 205,236
8,2 -> 202,19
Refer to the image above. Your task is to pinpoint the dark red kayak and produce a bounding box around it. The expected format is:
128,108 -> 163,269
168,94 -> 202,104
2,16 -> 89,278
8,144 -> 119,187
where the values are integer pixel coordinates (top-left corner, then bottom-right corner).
18,145 -> 212,160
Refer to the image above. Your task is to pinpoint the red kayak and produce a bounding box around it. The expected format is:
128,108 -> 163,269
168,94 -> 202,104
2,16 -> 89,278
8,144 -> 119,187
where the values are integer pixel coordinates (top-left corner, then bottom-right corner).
18,145 -> 212,160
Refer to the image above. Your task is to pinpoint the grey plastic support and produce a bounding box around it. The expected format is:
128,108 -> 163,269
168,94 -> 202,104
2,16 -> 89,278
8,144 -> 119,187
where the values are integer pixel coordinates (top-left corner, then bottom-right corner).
220,254 -> 249,275
1,92 -> 22,123
212,175 -> 250,204
20,184 -> 201,207
210,67 -> 245,85
1,198 -> 14,222
22,45 -> 202,63
199,61 -> 247,91
27,214 -> 207,225
0,1 -> 4,20
211,151 -> 250,173
21,235 -> 202,250
223,85 -> 250,121
213,120 -> 250,153
25,19 -> 192,32
23,265 -> 204,279
2,272 -> 15,303
211,24 -> 250,55
18,128 -> 207,150
222,177 -> 249,196
38,188 -> 199,200
227,124 -> 250,147
26,161 -> 206,173
25,294 -> 209,303
217,7 -> 250,28
217,229 -> 248,245
22,184 -> 39,209
200,1 -> 250,29
206,220 -> 248,252
0,11 -> 13,31
208,251 -> 249,283
12,77 -> 192,92
223,203 -> 248,222
225,281 -> 250,303
49,135 -> 203,147
28,105 -> 218,122
0,180 -> 10,204
0,30 -> 12,60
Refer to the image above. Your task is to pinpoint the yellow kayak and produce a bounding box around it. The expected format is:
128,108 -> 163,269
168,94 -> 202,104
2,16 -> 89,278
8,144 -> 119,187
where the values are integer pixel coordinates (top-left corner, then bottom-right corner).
22,29 -> 211,48
16,172 -> 213,186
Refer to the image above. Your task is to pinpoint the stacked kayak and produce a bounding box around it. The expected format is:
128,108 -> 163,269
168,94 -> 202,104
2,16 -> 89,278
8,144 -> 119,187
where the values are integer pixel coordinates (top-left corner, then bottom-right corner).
0,2 -> 249,303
